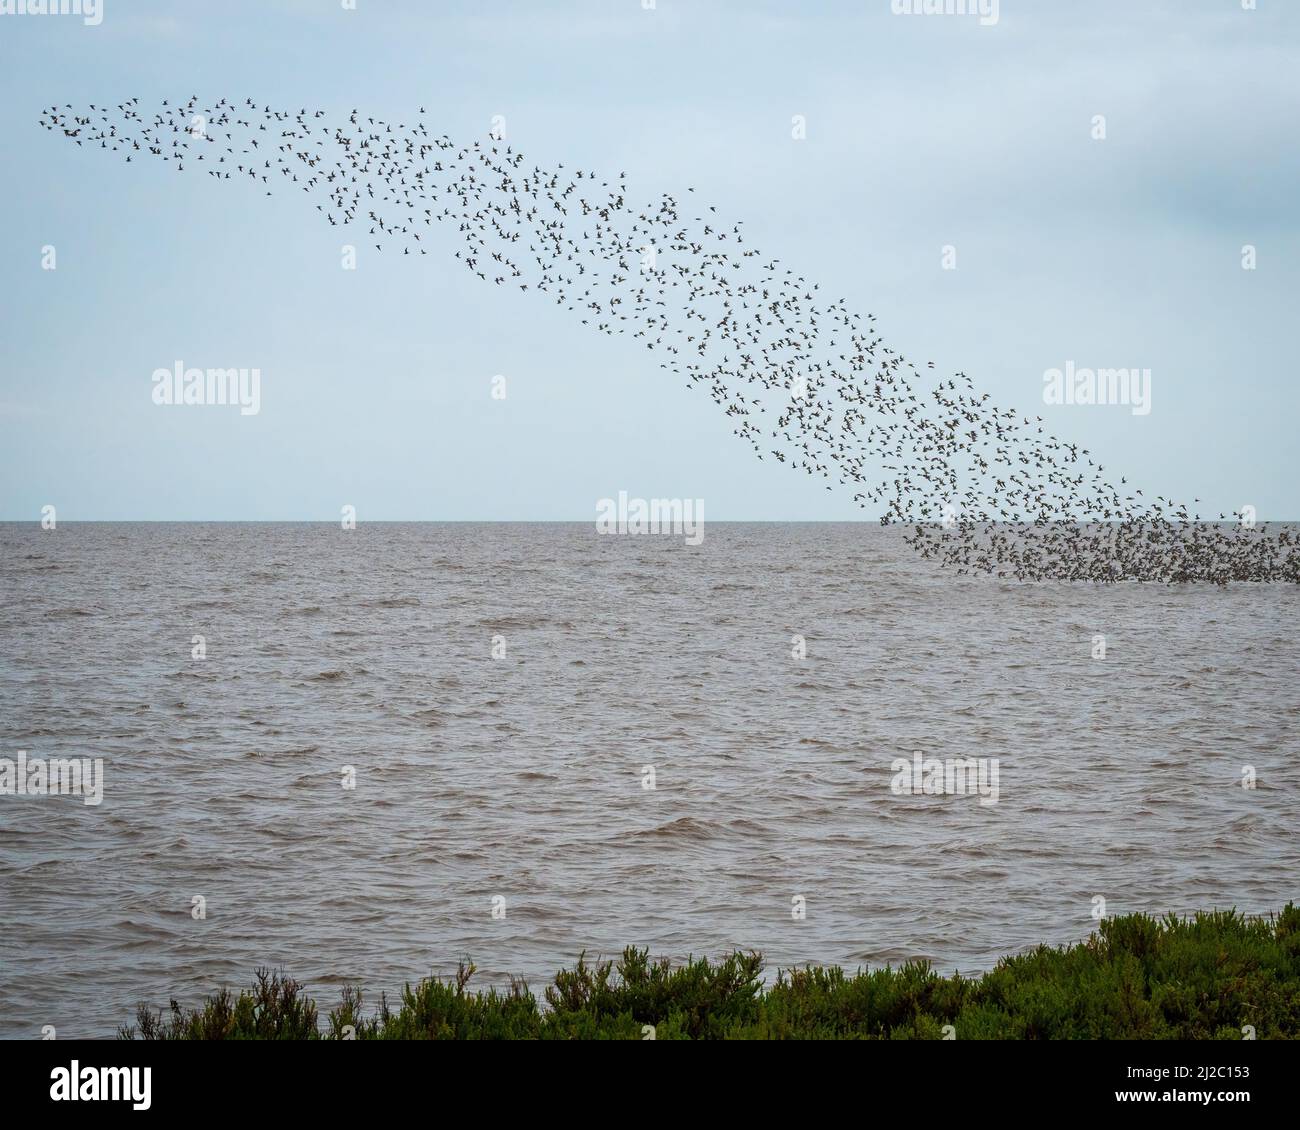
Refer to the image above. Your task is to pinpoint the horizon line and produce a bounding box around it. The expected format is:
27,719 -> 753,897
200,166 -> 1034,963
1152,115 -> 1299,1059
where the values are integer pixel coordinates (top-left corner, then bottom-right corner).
4,518 -> 1296,525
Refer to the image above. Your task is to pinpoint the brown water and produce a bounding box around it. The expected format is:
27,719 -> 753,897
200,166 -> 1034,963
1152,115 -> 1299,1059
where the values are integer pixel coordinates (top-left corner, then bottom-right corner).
1,522 -> 1297,1038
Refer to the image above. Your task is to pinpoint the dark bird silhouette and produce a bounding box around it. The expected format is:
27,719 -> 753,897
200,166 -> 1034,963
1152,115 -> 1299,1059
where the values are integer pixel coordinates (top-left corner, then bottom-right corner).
40,98 -> 1297,585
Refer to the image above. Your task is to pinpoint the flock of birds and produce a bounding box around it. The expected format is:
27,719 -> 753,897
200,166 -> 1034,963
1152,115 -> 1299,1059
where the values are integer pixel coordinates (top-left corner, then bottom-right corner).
41,97 -> 1298,584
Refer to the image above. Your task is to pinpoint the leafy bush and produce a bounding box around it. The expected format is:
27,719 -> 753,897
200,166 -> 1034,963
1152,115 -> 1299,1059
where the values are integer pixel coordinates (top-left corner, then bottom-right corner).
118,905 -> 1300,1040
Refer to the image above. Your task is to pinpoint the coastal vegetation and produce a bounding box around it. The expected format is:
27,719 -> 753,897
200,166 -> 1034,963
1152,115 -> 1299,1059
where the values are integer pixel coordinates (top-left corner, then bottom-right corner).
118,905 -> 1300,1040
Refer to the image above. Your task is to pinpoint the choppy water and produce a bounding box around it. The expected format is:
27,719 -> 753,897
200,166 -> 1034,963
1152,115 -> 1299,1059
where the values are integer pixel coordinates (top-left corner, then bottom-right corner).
1,522 -> 1297,1039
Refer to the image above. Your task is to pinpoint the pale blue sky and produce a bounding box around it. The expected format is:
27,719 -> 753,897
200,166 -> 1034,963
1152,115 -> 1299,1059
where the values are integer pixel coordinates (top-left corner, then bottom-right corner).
1,0 -> 1297,519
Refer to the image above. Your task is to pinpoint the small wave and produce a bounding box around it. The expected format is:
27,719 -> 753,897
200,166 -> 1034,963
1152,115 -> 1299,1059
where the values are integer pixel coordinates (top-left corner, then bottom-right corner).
479,615 -> 548,630
627,816 -> 716,842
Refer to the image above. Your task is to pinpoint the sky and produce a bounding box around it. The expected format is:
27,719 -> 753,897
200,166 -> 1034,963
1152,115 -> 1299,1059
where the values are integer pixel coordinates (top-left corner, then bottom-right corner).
1,0 -> 1297,520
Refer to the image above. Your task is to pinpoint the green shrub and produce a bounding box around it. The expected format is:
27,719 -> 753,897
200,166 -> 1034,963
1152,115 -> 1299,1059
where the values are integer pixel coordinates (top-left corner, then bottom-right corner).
118,905 -> 1300,1040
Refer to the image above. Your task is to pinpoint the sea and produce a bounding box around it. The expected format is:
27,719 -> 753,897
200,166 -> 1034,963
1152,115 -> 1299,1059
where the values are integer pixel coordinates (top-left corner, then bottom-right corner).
1,522 -> 1297,1038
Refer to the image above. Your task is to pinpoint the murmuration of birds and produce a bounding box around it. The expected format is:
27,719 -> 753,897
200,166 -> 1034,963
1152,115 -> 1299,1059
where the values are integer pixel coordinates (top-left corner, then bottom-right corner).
40,97 -> 1298,585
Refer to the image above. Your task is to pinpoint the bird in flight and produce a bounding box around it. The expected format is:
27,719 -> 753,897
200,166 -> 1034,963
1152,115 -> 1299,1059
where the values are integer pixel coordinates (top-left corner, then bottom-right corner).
39,97 -> 1298,585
